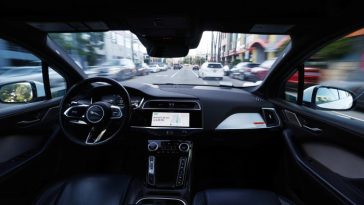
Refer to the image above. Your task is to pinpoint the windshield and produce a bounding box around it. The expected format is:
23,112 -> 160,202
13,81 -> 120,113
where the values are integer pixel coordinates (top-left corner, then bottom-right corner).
49,32 -> 290,87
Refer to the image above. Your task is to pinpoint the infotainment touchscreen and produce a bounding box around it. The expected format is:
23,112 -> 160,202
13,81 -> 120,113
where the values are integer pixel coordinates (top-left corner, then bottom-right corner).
151,112 -> 190,127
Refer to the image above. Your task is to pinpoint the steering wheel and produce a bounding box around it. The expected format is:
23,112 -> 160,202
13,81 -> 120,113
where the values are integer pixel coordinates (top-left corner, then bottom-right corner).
59,77 -> 131,146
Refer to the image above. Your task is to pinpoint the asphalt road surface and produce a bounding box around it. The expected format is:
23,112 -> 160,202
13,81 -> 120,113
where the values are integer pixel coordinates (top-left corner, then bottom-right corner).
125,66 -> 251,87
124,66 -> 364,122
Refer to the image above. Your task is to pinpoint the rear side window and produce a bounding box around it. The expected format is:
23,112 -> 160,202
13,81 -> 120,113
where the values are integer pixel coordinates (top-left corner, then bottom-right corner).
207,64 -> 222,68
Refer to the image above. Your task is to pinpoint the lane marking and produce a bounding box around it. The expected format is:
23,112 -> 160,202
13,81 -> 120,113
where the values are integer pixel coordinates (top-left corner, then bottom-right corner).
190,69 -> 199,78
156,75 -> 168,77
332,111 -> 364,122
170,69 -> 181,78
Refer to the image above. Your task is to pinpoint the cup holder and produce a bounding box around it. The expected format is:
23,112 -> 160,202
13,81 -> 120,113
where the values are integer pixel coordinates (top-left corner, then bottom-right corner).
136,197 -> 186,205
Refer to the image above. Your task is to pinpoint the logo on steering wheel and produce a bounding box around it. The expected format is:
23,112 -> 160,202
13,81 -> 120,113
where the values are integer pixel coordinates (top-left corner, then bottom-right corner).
86,105 -> 105,123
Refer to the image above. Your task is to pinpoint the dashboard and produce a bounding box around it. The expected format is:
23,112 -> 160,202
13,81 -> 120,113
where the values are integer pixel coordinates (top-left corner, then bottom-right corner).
70,82 -> 281,137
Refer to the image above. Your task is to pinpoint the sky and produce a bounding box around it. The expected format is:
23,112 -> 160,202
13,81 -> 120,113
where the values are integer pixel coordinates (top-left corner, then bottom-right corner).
188,31 -> 212,56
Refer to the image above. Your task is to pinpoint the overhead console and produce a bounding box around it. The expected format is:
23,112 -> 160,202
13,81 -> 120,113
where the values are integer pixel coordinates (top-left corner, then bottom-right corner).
130,100 -> 203,136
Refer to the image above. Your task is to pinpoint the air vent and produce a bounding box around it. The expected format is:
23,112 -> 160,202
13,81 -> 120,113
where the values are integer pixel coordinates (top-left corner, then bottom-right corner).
143,100 -> 201,110
262,108 -> 280,127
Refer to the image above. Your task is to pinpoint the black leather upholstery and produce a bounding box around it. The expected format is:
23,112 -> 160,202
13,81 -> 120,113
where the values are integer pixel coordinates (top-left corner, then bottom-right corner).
193,189 -> 293,205
35,175 -> 132,205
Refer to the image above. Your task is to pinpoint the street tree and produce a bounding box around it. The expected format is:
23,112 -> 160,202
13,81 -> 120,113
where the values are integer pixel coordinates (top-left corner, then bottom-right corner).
49,33 -> 105,67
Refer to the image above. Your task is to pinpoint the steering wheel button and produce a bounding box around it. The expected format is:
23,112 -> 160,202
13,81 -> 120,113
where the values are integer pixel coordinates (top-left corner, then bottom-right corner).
110,106 -> 122,119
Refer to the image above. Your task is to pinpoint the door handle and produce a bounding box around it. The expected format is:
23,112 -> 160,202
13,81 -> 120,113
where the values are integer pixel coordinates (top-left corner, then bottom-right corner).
17,119 -> 41,125
303,125 -> 322,134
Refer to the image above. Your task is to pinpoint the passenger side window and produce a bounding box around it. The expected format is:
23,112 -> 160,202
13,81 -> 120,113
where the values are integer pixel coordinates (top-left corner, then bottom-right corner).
285,28 -> 364,121
0,38 -> 66,107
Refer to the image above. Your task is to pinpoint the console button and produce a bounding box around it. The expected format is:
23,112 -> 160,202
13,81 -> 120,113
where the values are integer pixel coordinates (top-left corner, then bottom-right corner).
179,143 -> 190,152
148,142 -> 159,151
148,156 -> 155,186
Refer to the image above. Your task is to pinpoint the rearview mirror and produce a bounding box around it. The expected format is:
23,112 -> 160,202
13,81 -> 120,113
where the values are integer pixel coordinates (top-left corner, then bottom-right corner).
0,81 -> 38,103
303,86 -> 355,110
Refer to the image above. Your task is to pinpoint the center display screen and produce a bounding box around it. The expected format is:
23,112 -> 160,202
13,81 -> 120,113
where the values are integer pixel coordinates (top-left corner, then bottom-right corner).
151,112 -> 190,127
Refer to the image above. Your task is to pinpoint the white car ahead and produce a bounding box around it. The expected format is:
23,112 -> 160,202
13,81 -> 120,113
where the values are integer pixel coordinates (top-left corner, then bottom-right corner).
198,62 -> 224,80
148,64 -> 160,73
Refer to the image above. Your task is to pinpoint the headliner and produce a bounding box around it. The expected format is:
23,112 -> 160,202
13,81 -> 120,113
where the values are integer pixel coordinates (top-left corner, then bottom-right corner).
0,0 -> 362,57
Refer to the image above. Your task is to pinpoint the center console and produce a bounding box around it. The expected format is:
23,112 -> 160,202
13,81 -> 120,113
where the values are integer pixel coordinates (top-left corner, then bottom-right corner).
147,140 -> 192,188
132,100 -> 200,205
133,140 -> 192,205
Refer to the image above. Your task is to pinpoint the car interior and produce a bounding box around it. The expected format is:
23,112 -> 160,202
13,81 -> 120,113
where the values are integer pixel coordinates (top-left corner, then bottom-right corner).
1,1 -> 364,205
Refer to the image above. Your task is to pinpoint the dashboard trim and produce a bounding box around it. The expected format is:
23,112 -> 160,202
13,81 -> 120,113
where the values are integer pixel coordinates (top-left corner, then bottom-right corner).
215,108 -> 281,130
130,126 -> 203,130
141,99 -> 201,110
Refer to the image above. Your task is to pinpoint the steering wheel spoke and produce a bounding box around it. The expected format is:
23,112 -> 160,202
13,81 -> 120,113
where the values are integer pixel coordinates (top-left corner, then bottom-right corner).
63,104 -> 89,125
85,126 -> 108,145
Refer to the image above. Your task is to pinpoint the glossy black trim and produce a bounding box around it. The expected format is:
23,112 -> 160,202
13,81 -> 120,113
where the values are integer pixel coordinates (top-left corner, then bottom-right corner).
297,63 -> 304,105
42,61 -> 52,100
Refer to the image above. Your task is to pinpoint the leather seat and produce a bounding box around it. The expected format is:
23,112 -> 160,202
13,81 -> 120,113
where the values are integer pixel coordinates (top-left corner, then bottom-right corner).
35,175 -> 133,205
193,189 -> 293,205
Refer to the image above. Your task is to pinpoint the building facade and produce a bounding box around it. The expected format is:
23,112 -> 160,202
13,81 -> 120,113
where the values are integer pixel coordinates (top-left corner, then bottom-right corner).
97,31 -> 145,65
218,32 -> 290,65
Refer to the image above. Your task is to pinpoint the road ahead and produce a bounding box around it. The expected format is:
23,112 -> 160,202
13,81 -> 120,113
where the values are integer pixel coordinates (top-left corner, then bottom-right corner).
125,66 -> 251,87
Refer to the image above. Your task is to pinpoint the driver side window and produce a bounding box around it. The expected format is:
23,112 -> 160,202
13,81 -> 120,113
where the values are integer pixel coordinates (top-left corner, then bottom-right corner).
0,38 -> 66,108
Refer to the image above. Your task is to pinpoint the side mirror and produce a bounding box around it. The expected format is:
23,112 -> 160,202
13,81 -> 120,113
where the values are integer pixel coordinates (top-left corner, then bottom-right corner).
303,86 -> 355,110
0,81 -> 42,103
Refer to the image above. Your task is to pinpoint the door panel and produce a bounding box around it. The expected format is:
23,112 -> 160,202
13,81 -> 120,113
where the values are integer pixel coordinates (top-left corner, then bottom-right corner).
0,101 -> 61,205
302,142 -> 364,179
0,100 -> 60,178
273,98 -> 364,204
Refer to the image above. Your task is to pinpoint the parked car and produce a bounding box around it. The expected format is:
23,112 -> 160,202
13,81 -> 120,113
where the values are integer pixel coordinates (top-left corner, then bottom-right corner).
158,63 -> 168,71
285,67 -> 321,92
135,63 -> 150,76
198,62 -> 224,80
96,59 -> 136,81
148,64 -> 160,73
244,59 -> 276,82
229,62 -> 260,80
192,64 -> 199,70
173,64 -> 182,70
